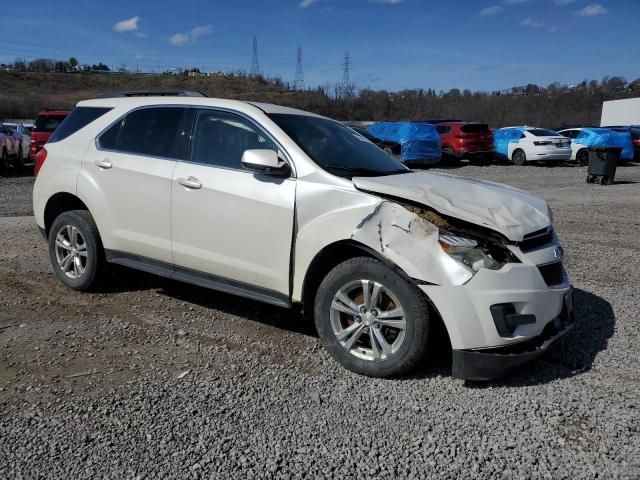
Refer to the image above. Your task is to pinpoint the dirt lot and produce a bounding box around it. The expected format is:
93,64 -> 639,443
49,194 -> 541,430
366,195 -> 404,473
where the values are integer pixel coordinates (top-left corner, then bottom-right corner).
1,162 -> 639,479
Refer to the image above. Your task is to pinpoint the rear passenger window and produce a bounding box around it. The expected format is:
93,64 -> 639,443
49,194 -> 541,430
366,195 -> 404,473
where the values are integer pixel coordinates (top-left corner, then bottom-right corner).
98,107 -> 188,159
190,110 -> 276,169
49,107 -> 111,143
435,125 -> 451,134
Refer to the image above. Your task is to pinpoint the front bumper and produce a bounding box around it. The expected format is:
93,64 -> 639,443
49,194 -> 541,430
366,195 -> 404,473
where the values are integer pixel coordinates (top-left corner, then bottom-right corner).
451,288 -> 575,380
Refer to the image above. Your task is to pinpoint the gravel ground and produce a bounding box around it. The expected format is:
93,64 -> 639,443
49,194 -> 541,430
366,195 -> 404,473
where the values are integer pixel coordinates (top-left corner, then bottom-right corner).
1,162 -> 639,479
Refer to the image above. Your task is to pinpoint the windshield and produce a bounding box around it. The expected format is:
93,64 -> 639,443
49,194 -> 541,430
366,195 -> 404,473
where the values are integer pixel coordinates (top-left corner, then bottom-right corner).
33,114 -> 67,133
268,114 -> 408,179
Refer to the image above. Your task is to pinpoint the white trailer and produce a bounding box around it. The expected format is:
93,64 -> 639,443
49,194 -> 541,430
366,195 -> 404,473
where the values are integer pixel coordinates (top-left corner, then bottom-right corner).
600,97 -> 640,126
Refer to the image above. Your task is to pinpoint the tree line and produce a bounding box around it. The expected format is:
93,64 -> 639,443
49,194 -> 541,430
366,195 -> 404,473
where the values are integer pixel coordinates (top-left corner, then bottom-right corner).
1,55 -> 638,127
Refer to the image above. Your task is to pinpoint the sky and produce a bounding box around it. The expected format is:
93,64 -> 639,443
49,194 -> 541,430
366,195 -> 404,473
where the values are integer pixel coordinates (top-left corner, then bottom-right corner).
0,0 -> 638,92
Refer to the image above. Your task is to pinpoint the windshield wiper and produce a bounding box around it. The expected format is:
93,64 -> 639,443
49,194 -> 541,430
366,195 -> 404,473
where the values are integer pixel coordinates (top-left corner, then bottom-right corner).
324,164 -> 407,177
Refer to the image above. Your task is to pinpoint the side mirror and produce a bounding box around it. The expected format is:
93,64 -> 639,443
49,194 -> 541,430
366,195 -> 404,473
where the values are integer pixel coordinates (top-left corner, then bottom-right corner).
241,149 -> 290,176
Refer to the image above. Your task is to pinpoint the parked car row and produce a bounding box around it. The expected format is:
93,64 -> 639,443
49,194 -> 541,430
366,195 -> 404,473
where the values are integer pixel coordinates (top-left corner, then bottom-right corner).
0,109 -> 70,176
357,120 -> 637,166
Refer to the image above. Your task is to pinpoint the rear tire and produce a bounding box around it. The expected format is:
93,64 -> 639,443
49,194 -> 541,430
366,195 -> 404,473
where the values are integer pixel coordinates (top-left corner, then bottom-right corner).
577,149 -> 588,166
314,257 -> 431,377
16,143 -> 26,170
512,149 -> 527,166
442,147 -> 459,163
48,210 -> 106,291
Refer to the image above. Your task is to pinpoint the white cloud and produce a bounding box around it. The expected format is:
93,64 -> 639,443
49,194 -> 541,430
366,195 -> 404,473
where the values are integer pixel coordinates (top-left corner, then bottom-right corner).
169,25 -> 214,46
299,0 -> 319,7
521,17 -> 545,28
481,5 -> 503,15
554,0 -> 575,5
113,16 -> 140,33
577,4 -> 607,16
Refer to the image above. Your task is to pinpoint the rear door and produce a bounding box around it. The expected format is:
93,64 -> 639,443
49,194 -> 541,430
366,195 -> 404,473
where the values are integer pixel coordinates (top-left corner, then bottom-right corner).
170,108 -> 296,299
80,106 -> 189,263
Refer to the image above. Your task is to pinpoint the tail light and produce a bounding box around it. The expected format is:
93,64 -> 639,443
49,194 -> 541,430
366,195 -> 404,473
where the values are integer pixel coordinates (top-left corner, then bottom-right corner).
533,141 -> 552,146
633,138 -> 640,145
34,147 -> 47,176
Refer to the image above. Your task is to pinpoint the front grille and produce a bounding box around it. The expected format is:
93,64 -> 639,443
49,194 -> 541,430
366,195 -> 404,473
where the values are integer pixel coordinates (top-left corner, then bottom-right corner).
538,262 -> 565,287
519,227 -> 554,252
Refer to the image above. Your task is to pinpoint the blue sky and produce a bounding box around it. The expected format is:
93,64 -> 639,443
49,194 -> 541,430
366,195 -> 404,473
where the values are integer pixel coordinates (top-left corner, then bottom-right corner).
0,0 -> 638,92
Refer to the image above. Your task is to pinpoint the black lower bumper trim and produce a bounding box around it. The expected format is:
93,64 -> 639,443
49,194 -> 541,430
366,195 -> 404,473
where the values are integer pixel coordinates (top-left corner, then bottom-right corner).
452,289 -> 575,381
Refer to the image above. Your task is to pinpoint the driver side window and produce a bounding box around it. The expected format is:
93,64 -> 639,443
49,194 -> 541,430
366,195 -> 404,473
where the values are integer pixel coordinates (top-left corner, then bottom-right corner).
190,110 -> 276,170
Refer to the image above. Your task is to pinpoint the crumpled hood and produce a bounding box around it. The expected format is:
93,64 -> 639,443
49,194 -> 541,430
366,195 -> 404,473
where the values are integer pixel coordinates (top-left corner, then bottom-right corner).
352,171 -> 551,241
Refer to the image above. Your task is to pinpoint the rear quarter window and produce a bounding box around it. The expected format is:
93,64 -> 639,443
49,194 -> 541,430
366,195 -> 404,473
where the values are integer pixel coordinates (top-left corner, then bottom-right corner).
48,107 -> 111,143
436,125 -> 452,134
528,129 -> 559,137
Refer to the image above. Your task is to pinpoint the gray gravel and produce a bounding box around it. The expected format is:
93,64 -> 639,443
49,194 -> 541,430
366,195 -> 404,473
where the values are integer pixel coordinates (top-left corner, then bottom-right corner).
1,162 -> 639,479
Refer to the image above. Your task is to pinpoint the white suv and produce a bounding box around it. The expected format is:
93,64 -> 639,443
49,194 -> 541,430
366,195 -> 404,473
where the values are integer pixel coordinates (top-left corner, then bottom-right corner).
33,92 -> 575,380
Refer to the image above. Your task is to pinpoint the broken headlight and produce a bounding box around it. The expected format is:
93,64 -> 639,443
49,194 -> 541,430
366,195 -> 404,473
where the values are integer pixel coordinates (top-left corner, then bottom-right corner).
438,234 -> 503,273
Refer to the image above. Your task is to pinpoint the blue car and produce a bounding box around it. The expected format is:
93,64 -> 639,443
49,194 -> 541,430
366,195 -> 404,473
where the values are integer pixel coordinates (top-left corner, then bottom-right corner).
367,122 -> 441,166
558,127 -> 634,163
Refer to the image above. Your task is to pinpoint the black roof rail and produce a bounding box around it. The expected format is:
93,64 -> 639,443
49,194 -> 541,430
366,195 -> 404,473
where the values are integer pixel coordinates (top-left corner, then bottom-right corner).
97,89 -> 208,98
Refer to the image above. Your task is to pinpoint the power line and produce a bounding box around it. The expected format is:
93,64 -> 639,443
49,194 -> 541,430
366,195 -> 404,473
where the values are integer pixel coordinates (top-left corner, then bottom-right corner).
294,46 -> 305,91
251,36 -> 261,77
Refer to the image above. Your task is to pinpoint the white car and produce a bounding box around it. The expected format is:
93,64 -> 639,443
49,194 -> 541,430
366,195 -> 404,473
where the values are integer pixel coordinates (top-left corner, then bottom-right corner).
0,123 -> 21,176
494,127 -> 572,165
3,122 -> 32,163
33,92 -> 575,381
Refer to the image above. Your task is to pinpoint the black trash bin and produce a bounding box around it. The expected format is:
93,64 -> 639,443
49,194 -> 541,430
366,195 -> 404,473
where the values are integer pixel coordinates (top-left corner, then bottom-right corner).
586,147 -> 620,185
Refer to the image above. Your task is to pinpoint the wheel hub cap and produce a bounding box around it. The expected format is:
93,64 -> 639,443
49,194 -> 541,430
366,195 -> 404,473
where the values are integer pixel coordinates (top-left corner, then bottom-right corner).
54,225 -> 88,279
329,279 -> 407,362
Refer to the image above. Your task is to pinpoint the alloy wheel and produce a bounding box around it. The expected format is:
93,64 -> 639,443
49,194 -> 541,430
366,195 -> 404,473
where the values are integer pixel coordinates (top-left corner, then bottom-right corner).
330,279 -> 407,361
54,225 -> 88,279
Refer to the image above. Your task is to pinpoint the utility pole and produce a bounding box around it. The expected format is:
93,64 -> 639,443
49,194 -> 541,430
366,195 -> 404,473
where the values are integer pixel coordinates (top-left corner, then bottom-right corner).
251,36 -> 261,77
294,46 -> 305,91
341,52 -> 352,99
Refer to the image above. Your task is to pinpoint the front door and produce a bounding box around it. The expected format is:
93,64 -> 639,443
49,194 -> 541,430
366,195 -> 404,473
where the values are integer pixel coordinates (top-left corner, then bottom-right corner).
171,109 -> 296,298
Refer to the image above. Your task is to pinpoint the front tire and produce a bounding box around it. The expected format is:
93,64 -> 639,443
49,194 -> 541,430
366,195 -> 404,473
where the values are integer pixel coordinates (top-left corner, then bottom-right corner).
314,257 -> 431,377
512,149 -> 527,166
0,148 -> 9,177
48,210 -> 106,291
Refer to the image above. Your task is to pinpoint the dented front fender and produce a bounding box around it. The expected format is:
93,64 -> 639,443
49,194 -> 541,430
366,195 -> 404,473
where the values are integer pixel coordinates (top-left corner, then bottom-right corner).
292,181 -> 472,302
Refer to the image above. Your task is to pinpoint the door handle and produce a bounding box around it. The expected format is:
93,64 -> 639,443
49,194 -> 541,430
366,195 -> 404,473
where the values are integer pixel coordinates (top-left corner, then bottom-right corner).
177,176 -> 202,189
95,159 -> 112,169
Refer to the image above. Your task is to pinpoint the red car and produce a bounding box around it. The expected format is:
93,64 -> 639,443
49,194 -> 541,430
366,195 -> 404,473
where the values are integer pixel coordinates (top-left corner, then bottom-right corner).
30,110 -> 70,161
434,122 -> 494,161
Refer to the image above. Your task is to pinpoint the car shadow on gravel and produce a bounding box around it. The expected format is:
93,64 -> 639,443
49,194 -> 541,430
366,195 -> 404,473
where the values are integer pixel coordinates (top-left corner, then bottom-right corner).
463,288 -> 615,388
100,266 -> 317,338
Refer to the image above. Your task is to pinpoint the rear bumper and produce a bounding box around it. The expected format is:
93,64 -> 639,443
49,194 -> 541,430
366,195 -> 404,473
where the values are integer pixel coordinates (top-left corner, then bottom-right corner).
451,288 -> 575,381
527,150 -> 572,161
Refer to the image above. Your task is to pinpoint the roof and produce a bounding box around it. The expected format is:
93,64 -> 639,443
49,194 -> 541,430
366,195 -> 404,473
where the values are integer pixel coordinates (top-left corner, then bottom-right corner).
76,96 -> 325,119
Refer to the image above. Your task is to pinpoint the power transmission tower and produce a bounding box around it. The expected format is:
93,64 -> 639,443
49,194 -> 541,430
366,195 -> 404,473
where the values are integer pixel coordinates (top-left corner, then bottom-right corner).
251,36 -> 261,77
294,46 -> 305,91
341,52 -> 352,99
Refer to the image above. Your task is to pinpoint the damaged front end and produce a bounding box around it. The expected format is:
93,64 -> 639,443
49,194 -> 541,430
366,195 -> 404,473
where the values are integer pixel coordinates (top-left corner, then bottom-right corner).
349,199 -> 518,288
348,197 -> 573,381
